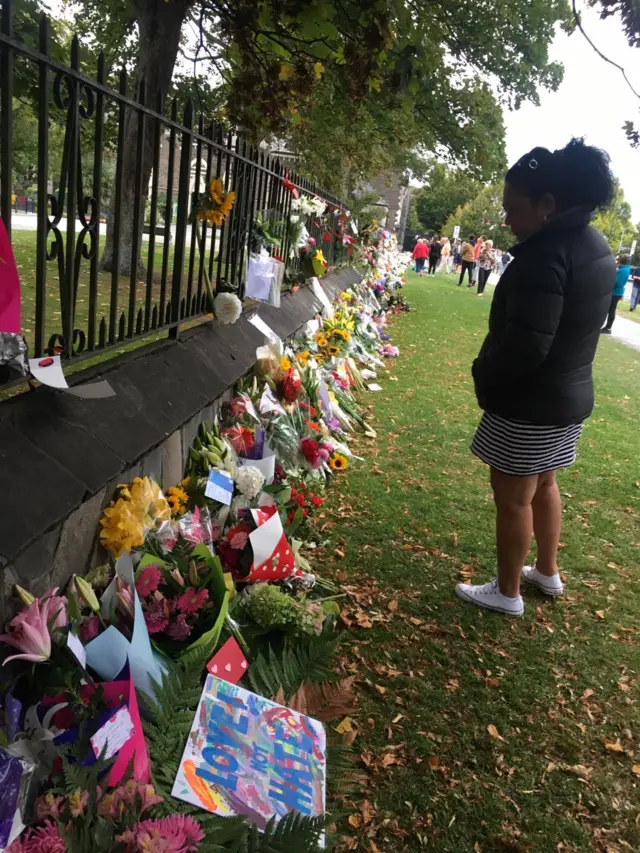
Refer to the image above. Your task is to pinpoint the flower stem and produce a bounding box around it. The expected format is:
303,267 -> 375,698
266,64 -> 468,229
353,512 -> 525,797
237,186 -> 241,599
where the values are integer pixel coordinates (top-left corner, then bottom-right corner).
195,223 -> 216,317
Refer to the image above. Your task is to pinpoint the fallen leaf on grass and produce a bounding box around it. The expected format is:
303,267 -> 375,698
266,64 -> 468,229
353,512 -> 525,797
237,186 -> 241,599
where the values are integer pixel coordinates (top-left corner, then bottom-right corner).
336,717 -> 354,734
428,755 -> 440,770
445,679 -> 460,693
388,599 -> 399,612
594,610 -> 606,620
566,764 -> 592,780
632,765 -> 640,777
374,684 -> 387,696
359,799 -> 375,825
604,738 -> 625,753
347,814 -> 361,829
409,617 -> 423,626
487,724 -> 505,742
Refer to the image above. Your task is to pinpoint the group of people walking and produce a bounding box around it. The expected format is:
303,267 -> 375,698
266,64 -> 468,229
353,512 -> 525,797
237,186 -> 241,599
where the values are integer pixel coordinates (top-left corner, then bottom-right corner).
412,233 -> 511,295
411,236 -> 454,276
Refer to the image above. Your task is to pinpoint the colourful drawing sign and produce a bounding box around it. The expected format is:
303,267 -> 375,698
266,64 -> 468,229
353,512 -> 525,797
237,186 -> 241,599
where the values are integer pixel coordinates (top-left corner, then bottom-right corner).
171,676 -> 326,830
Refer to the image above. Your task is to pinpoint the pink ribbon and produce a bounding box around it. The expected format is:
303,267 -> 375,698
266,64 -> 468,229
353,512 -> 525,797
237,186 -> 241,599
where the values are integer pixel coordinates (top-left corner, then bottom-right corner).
0,217 -> 20,333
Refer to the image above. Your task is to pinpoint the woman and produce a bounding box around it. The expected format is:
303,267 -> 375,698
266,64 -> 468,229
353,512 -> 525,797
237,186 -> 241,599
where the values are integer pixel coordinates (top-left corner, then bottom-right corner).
458,236 -> 476,286
476,239 -> 495,296
439,237 -> 451,273
428,237 -> 442,275
456,139 -> 615,617
600,254 -> 630,334
412,239 -> 429,276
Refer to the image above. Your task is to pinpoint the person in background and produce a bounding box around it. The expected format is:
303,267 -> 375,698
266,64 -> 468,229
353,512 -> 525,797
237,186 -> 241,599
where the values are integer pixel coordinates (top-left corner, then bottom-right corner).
501,250 -> 512,272
629,265 -> 640,311
453,240 -> 462,273
428,236 -> 442,275
458,235 -> 476,286
456,138 -> 615,618
601,254 -> 630,334
471,234 -> 485,288
412,238 -> 429,276
477,239 -> 496,296
439,237 -> 452,273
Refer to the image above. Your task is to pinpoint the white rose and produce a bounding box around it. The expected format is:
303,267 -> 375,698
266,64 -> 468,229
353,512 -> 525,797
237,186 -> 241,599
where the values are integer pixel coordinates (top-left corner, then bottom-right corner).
214,292 -> 242,325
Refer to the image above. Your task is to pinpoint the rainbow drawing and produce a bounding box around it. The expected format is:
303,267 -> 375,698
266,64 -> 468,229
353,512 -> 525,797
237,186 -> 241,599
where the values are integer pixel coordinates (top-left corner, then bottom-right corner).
171,675 -> 326,830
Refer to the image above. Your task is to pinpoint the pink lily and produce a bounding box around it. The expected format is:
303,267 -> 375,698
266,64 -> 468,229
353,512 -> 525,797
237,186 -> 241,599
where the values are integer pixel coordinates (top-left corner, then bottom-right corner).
0,598 -> 53,665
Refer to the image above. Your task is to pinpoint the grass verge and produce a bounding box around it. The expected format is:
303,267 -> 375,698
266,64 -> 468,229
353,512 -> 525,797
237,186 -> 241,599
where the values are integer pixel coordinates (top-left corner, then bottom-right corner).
324,270 -> 640,853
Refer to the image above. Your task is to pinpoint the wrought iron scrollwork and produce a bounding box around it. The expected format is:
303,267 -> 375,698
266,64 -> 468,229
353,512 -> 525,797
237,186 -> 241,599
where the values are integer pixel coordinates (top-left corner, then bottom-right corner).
45,70 -> 99,357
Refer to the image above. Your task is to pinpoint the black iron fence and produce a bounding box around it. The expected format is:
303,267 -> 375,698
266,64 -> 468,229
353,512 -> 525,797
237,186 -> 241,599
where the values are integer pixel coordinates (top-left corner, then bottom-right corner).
0,0 -> 346,383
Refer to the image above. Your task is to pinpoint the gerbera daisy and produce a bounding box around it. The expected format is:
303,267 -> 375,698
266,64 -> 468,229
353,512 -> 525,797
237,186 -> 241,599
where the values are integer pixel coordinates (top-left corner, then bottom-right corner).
136,564 -> 162,597
177,587 -> 209,616
329,453 -> 348,471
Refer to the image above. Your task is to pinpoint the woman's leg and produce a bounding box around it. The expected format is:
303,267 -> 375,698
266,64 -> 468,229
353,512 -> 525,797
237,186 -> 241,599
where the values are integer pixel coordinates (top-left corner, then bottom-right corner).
491,469 -> 539,598
603,294 -> 621,330
531,470 -> 562,576
477,268 -> 488,294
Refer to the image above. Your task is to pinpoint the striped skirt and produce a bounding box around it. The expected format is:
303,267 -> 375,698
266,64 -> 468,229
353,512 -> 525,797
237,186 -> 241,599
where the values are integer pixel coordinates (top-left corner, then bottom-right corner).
471,412 -> 583,476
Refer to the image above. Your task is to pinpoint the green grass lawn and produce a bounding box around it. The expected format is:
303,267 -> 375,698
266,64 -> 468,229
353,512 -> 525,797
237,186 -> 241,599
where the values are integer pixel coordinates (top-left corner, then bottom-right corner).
325,270 -> 640,853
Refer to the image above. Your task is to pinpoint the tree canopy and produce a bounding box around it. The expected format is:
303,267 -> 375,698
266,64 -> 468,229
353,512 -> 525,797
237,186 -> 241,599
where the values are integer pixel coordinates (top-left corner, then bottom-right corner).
409,162 -> 481,236
59,0 -> 571,188
442,183 -> 512,251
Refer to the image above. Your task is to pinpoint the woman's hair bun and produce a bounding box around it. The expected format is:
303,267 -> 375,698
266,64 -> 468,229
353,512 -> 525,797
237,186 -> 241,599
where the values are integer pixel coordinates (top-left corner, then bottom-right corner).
506,137 -> 614,212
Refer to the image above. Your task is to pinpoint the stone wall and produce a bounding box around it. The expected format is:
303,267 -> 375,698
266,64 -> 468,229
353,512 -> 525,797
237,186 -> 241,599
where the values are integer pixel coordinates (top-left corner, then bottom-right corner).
0,268 -> 361,621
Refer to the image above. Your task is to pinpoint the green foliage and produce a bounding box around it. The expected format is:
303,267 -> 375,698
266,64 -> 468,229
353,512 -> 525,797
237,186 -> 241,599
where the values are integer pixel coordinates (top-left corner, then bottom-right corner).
443,183 -> 512,251
248,634 -> 341,700
411,162 -> 481,236
591,180 -> 637,253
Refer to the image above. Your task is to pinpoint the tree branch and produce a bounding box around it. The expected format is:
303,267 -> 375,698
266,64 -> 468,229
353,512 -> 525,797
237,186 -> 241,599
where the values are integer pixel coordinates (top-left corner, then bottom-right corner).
572,0 -> 640,100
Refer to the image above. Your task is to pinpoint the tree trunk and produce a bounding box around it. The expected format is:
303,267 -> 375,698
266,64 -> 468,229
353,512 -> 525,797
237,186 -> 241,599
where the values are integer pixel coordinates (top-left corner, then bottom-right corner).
99,0 -> 192,276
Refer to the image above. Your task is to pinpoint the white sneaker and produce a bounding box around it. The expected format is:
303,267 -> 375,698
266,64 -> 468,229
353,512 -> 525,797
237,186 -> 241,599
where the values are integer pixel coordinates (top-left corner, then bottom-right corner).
522,564 -> 564,597
455,579 -> 524,617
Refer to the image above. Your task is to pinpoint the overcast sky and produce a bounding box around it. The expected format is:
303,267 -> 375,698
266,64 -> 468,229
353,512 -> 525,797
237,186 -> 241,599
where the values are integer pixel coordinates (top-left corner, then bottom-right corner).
505,5 -> 640,221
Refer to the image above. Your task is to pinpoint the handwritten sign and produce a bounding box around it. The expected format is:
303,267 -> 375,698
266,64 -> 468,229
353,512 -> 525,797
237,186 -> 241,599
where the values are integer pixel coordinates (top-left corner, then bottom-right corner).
90,706 -> 134,760
205,470 -> 234,505
172,676 -> 325,830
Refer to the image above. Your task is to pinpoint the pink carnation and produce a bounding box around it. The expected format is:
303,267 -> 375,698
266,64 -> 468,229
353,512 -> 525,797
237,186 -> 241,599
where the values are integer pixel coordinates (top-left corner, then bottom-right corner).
228,530 -> 248,550
142,598 -> 169,634
136,564 -> 162,597
167,613 -> 192,641
176,587 -> 208,616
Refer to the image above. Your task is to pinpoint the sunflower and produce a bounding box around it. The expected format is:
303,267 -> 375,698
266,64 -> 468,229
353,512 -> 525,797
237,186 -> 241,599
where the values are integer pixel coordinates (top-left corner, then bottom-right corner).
209,178 -> 223,204
316,336 -> 328,349
327,344 -> 340,356
313,331 -> 327,345
329,453 -> 348,471
297,350 -> 310,366
206,209 -> 225,227
219,192 -> 236,216
166,486 -> 188,515
280,356 -> 291,371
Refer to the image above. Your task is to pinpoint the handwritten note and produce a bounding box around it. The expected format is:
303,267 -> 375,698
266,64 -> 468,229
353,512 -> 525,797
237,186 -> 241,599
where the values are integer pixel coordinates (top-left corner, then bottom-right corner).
66,631 -> 87,668
90,706 -> 134,760
205,470 -> 234,505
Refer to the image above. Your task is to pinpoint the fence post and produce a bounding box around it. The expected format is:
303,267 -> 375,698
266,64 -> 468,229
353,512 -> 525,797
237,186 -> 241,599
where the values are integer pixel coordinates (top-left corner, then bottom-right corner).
0,0 -> 14,235
34,14 -> 49,357
169,99 -> 193,339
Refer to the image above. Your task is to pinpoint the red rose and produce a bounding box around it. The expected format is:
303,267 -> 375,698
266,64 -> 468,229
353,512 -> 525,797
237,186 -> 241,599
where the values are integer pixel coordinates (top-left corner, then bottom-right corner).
281,368 -> 302,404
300,437 -> 320,465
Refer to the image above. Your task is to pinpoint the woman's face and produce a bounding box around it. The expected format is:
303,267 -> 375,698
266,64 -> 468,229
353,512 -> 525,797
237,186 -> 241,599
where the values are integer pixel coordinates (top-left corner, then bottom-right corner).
503,182 -> 556,240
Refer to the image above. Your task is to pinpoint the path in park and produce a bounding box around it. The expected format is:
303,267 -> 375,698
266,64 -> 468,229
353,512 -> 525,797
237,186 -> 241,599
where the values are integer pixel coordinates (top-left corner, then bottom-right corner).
332,271 -> 640,853
611,313 -> 640,351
